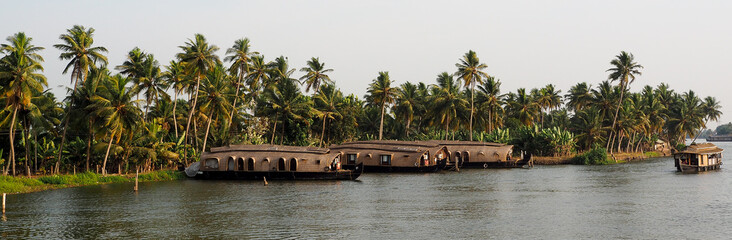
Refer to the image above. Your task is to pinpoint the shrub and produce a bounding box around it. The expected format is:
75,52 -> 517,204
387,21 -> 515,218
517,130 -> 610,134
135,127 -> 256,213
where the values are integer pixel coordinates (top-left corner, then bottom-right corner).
571,147 -> 609,165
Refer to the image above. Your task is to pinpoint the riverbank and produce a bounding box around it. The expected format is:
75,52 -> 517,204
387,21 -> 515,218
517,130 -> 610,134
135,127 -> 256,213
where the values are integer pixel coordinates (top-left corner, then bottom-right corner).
0,170 -> 186,194
533,150 -> 667,165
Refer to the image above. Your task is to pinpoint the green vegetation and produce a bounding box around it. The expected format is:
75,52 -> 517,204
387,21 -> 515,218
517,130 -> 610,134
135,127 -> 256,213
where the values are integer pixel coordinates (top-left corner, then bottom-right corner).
0,170 -> 185,194
715,122 -> 732,135
0,26 -> 723,177
571,148 -> 610,165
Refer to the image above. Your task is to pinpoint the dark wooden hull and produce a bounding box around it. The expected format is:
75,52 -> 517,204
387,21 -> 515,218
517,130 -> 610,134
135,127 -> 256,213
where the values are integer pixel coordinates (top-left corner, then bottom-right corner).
460,160 -> 532,169
343,160 -> 446,173
677,163 -> 721,173
194,163 -> 363,180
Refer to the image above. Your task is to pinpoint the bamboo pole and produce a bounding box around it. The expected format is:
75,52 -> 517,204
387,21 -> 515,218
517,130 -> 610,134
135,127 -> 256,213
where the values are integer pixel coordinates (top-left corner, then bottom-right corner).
2,193 -> 5,214
134,169 -> 139,192
263,176 -> 268,186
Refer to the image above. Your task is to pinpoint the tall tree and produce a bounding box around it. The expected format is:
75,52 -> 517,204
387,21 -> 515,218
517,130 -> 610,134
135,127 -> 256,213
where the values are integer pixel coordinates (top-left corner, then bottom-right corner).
455,50 -> 489,141
53,25 -> 108,172
565,82 -> 593,112
162,60 -> 187,138
428,72 -> 468,140
135,53 -> 168,120
476,76 -> 504,133
299,57 -> 333,93
176,34 -> 220,157
366,71 -> 396,140
198,65 -> 231,152
313,84 -> 342,146
224,38 -> 257,126
0,32 -> 47,176
90,75 -> 142,175
394,82 -> 419,137
606,51 -> 643,147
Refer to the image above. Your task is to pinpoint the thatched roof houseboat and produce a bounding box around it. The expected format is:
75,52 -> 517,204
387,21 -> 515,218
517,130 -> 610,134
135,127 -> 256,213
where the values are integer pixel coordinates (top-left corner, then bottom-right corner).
427,140 -> 532,168
674,143 -> 723,173
186,144 -> 363,180
329,140 -> 448,172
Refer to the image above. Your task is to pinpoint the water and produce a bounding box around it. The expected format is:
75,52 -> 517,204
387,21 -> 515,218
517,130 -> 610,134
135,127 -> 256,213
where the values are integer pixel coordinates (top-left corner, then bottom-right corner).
3,142 -> 732,239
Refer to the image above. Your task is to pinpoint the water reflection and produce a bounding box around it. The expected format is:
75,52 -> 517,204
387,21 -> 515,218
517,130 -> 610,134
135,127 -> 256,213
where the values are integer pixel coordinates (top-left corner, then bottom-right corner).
3,142 -> 732,238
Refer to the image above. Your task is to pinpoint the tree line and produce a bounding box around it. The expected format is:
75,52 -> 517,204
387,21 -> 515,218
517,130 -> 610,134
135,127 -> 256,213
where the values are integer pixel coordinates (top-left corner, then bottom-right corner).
0,25 -> 721,176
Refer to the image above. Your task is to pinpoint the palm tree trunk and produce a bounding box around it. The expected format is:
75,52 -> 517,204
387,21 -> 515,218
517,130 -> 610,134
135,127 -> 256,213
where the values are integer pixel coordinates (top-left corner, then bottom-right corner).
469,84 -> 475,141
24,117 -> 31,177
102,130 -> 116,176
8,106 -> 18,176
617,130 -> 624,153
445,116 -> 450,141
379,101 -> 385,140
405,119 -> 411,138
228,70 -> 244,130
55,66 -> 82,173
488,108 -> 493,134
34,131 -> 38,172
184,74 -> 202,159
87,118 -> 93,172
271,113 -> 278,144
172,89 -> 179,138
202,113 -> 213,153
609,79 -> 626,146
320,115 -> 327,147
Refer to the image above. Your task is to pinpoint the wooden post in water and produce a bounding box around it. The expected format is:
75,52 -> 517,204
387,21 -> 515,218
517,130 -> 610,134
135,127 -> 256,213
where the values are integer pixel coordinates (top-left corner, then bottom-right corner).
134,169 -> 139,192
263,177 -> 268,186
2,193 -> 6,214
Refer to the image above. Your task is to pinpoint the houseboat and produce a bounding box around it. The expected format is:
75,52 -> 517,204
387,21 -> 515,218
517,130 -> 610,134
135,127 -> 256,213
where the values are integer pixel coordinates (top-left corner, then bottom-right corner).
674,143 -> 723,173
185,144 -> 363,180
427,140 -> 532,169
329,140 -> 448,172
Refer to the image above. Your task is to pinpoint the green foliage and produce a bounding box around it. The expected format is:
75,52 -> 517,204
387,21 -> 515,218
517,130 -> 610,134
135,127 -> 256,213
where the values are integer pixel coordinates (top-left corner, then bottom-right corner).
510,126 -> 575,156
481,128 -> 510,144
138,170 -> 187,181
571,147 -> 610,165
715,122 -> 732,135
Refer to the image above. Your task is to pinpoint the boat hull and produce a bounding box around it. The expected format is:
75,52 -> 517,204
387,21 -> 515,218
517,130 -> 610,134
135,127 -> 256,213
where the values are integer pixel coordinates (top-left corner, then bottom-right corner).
460,160 -> 532,169
192,163 -> 363,180
344,159 -> 446,173
677,163 -> 721,173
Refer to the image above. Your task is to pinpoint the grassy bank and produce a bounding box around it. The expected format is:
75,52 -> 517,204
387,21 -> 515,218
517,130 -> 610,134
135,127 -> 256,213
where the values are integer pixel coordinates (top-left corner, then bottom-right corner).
533,150 -> 667,165
0,170 -> 186,194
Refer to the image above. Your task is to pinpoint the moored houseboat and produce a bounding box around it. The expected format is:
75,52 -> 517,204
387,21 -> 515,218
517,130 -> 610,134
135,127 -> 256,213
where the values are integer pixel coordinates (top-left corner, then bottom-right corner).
185,144 -> 363,180
674,143 -> 723,173
427,140 -> 532,169
329,140 -> 448,172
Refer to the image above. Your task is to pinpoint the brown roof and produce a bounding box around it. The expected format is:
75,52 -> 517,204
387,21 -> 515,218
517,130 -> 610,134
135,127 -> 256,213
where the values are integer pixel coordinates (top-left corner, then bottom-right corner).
209,144 -> 329,154
425,140 -> 507,147
330,140 -> 440,153
678,143 -> 724,155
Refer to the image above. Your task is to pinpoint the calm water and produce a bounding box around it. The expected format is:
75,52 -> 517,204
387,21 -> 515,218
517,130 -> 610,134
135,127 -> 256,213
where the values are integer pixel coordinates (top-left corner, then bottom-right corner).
3,142 -> 732,239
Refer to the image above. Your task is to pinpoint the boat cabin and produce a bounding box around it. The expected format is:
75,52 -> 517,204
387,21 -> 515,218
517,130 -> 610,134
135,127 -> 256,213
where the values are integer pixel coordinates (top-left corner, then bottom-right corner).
330,140 -> 448,172
189,144 -> 362,180
674,143 -> 723,173
426,140 -> 531,168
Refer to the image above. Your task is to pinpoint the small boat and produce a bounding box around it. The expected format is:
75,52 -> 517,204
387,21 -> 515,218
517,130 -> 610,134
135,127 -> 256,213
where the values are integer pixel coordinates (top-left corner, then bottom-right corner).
329,140 -> 448,173
185,144 -> 363,180
427,140 -> 533,169
674,143 -> 723,173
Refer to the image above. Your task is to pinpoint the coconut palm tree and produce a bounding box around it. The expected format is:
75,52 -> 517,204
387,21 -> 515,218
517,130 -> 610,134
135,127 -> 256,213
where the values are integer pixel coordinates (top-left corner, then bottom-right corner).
267,56 -> 296,89
366,71 -> 396,140
606,51 -> 643,144
53,25 -> 108,172
299,57 -> 334,93
428,72 -> 468,140
506,88 -> 538,126
455,50 -> 489,141
313,84 -> 342,146
0,32 -> 46,176
135,54 -> 169,120
198,65 -> 231,152
176,34 -> 220,152
72,66 -> 107,172
90,75 -> 142,175
162,60 -> 187,138
245,55 -> 270,99
565,82 -> 593,112
394,82 -> 419,137
116,47 -> 146,84
692,96 -> 722,142
256,78 -> 311,145
476,76 -> 504,133
224,38 -> 258,126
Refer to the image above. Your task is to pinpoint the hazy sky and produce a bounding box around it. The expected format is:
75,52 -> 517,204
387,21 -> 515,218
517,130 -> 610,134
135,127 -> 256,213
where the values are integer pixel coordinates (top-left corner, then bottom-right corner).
3,0 -> 731,127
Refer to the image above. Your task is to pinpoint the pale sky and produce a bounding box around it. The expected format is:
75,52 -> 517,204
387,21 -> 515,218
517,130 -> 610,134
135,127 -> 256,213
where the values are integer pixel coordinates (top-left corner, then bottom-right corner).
3,0 -> 731,127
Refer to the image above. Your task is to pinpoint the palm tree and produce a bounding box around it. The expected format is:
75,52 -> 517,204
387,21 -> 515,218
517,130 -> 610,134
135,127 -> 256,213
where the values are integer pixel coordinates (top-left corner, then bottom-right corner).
0,32 -> 46,176
571,108 -> 607,150
606,51 -> 643,145
176,34 -> 220,153
267,56 -> 296,88
245,55 -> 270,99
455,50 -> 489,141
313,84 -> 342,146
73,66 -> 107,172
198,65 -> 231,152
299,57 -> 334,93
135,53 -> 169,120
162,60 -> 187,138
53,25 -> 108,172
692,96 -> 722,141
116,47 -> 146,84
428,72 -> 468,140
476,76 -> 504,133
224,38 -> 258,126
394,82 -> 419,138
256,78 -> 311,145
506,88 -> 538,126
565,82 -> 593,112
366,71 -> 396,140
90,75 -> 142,175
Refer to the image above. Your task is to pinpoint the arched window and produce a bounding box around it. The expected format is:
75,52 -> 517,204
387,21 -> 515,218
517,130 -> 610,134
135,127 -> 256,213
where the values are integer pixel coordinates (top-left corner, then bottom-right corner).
464,151 -> 470,163
237,158 -> 245,171
278,158 -> 286,171
290,158 -> 297,171
227,157 -> 236,171
205,158 -> 219,169
247,158 -> 255,171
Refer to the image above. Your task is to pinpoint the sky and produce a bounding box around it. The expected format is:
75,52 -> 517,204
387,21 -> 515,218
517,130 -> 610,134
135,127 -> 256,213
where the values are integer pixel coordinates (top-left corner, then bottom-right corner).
2,0 -> 731,128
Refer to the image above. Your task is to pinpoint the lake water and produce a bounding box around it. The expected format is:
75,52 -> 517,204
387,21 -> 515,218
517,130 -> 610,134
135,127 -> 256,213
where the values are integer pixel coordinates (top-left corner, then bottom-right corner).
3,141 -> 732,239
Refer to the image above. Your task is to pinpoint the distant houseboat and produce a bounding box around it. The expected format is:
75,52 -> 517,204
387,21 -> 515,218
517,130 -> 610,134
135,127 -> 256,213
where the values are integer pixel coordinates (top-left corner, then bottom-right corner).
706,135 -> 732,142
427,140 -> 532,169
329,140 -> 448,172
186,144 -> 363,180
674,143 -> 723,173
